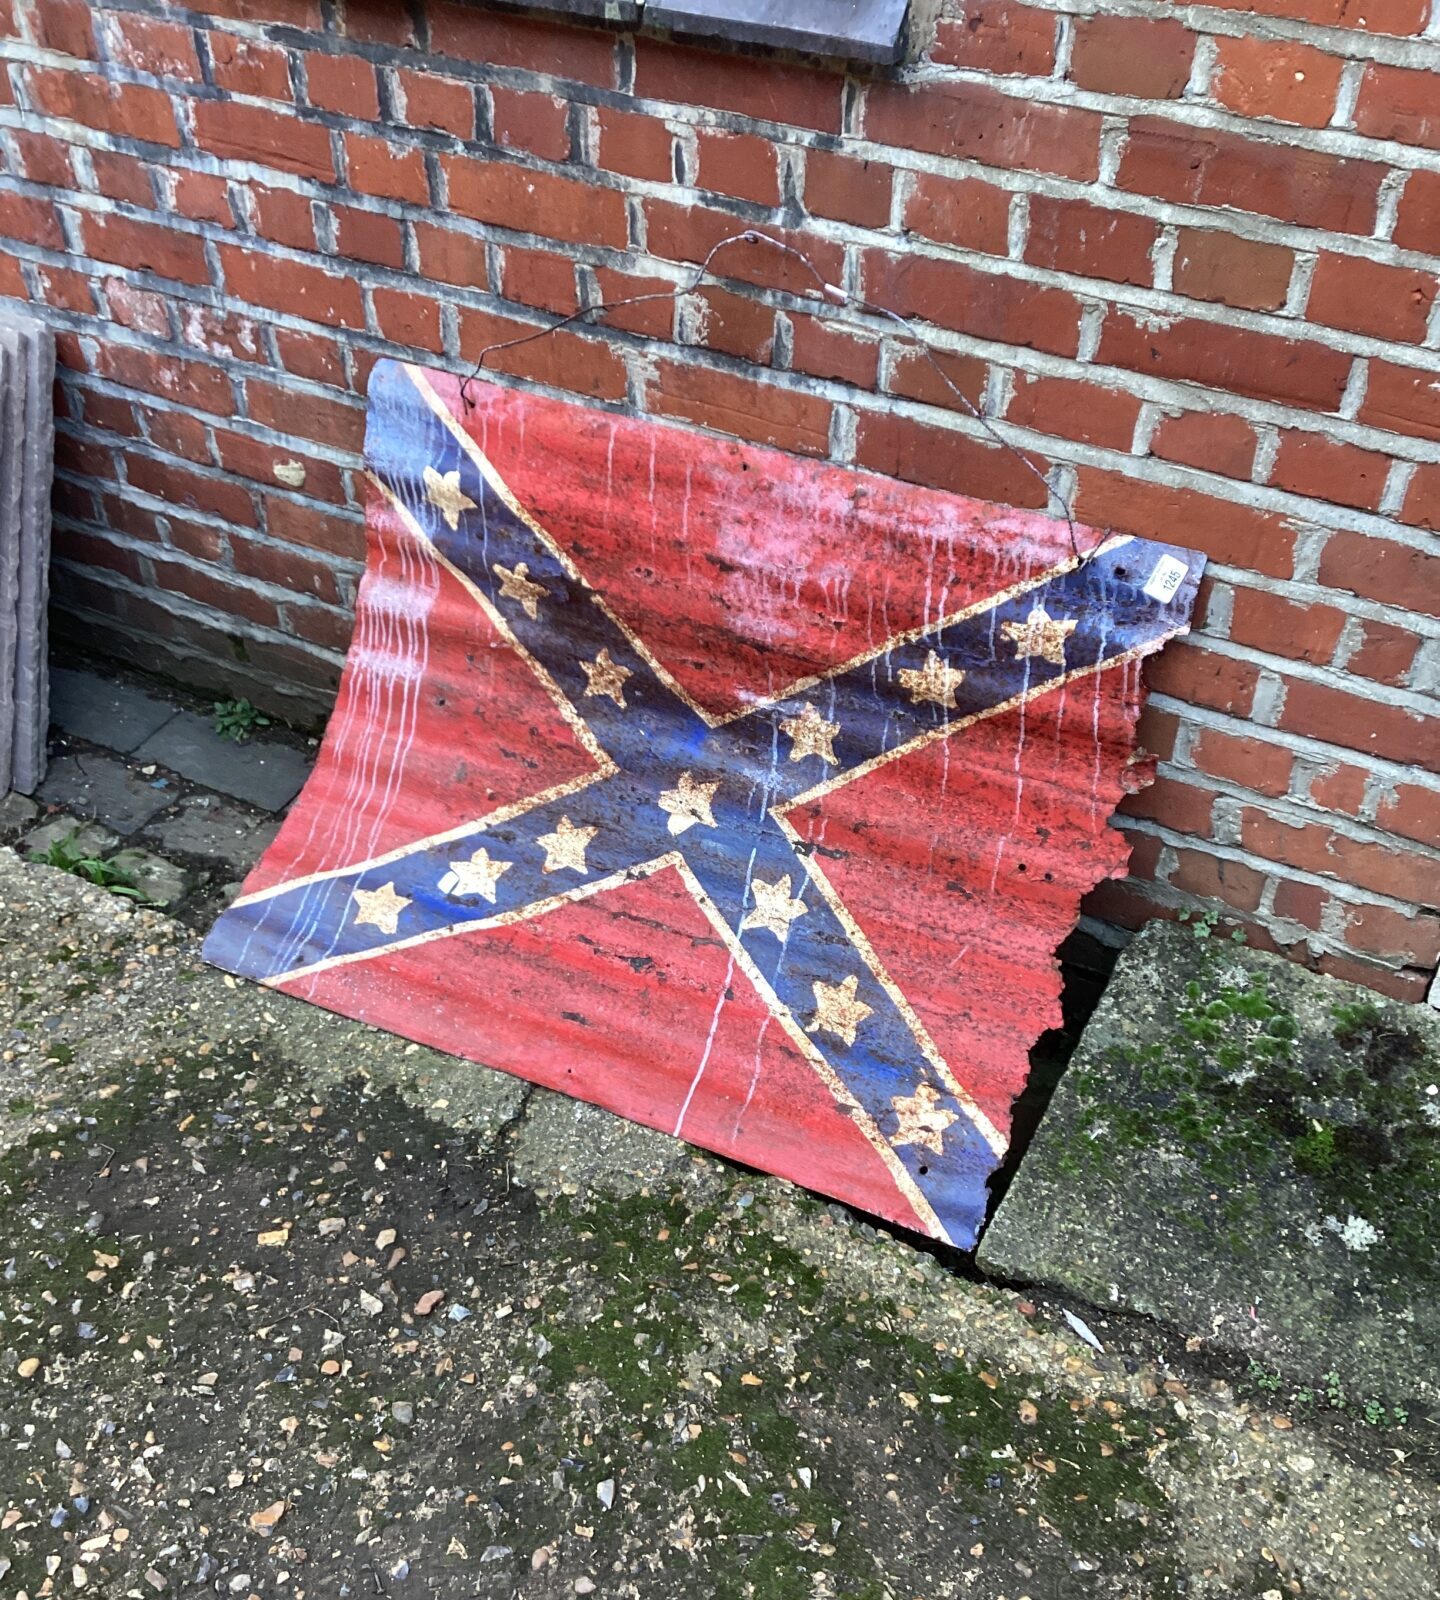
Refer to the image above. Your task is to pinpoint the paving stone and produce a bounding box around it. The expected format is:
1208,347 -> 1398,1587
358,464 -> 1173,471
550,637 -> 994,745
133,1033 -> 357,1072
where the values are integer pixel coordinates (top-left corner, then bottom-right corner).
0,790 -> 38,843
144,793 -> 280,872
108,847 -> 194,908
979,919 -> 1440,1411
132,711 -> 312,812
34,751 -> 177,835
22,815 -> 121,861
48,665 -> 177,754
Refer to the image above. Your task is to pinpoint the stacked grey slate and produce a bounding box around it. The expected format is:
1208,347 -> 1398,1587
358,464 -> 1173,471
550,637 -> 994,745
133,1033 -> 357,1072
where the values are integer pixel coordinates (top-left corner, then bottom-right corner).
0,313 -> 55,795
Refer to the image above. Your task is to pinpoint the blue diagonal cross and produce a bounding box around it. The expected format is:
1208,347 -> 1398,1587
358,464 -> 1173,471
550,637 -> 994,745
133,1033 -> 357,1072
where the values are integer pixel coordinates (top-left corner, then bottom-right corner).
205,361 -> 1201,1244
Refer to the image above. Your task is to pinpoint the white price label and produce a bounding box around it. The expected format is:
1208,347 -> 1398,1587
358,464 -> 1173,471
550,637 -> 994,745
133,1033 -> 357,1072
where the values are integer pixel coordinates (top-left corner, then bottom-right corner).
1142,555 -> 1189,604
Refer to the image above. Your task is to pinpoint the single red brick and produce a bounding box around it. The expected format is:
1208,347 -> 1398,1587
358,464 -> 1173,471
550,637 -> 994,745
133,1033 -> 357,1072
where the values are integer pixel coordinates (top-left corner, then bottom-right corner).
246,378 -> 365,454
341,0 -> 418,46
1098,310 -> 1350,413
171,169 -> 233,226
1272,878 -> 1327,931
395,68 -> 474,139
1069,15 -> 1194,99
885,347 -> 989,415
903,172 -> 1010,256
93,342 -> 235,416
490,86 -> 571,162
1307,252 -> 1436,343
265,494 -> 365,559
645,360 -> 830,456
1025,195 -> 1158,287
144,405 -> 211,464
1119,773 -> 1218,833
1347,617 -> 1419,686
591,269 -> 676,338
305,51 -> 379,119
285,603 -> 354,652
854,410 -> 1049,509
1168,849 -> 1266,912
213,430 -> 346,500
804,150 -> 892,229
1401,463 -> 1440,532
33,264 -> 91,312
643,200 -> 845,296
83,213 -> 211,287
1318,529 -> 1440,617
594,106 -> 674,182
1269,431 -> 1391,513
10,129 -> 76,187
500,246 -> 580,315
695,128 -> 780,207
0,190 -> 63,249
1279,677 -> 1438,770
104,278 -> 172,337
866,250 -> 1082,357
1355,61 -> 1440,150
230,534 -> 341,602
933,0 -> 1056,75
221,245 -> 366,329
54,431 -> 120,480
1192,727 -> 1293,797
27,68 -> 181,145
459,309 -> 629,403
1359,360 -> 1440,443
868,80 -> 1102,182
1393,169 -> 1440,255
153,557 -> 281,625
687,286 -> 775,363
1344,902 -> 1440,966
1228,585 -> 1346,663
126,453 -> 255,525
332,204 -> 405,269
1150,411 -> 1257,479
251,184 -> 317,250
184,0 -> 320,26
1145,641 -> 1261,716
446,156 -> 627,248
1212,37 -> 1343,127
1309,763 -> 1369,815
1005,372 -> 1142,450
1117,116 -> 1384,235
1075,470 -> 1296,578
90,148 -> 157,207
208,34 -> 292,99
1136,705 -> 1181,761
788,316 -> 879,389
345,132 -> 429,204
1377,783 -> 1440,850
30,0 -> 93,58
414,223 -> 489,291
431,2 -> 616,88
633,37 -> 840,133
1172,228 -> 1293,311
193,100 -> 332,179
80,392 -> 141,440
373,287 -> 442,352
53,526 -> 143,583
105,12 -> 200,78
273,327 -> 345,387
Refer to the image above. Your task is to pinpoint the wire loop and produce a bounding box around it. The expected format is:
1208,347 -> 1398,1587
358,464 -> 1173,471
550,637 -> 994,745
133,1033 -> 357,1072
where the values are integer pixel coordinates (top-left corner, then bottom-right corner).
459,229 -> 1083,561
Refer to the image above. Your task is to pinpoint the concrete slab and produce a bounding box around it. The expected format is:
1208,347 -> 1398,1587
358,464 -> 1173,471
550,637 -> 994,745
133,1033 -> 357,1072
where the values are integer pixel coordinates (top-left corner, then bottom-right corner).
980,920 -> 1440,1413
132,710 -> 312,811
48,665 -> 178,754
142,792 -> 280,872
0,850 -> 1437,1599
34,750 -> 176,834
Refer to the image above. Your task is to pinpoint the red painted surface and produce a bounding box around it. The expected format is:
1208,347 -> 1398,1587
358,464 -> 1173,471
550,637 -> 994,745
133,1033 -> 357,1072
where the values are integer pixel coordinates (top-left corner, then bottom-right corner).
206,363 -> 1202,1245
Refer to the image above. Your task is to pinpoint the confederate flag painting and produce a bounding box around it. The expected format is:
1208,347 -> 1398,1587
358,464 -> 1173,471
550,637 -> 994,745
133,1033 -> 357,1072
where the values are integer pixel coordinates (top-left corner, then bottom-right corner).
204,361 -> 1203,1248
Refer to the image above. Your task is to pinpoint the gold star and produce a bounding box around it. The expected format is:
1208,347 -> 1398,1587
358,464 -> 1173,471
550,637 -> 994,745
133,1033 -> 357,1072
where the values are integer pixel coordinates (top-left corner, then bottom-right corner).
351,881 -> 411,936
740,874 -> 807,943
438,846 -> 511,903
898,649 -> 966,709
537,815 -> 596,874
657,770 -> 720,836
889,1082 -> 958,1158
423,465 -> 477,531
807,973 -> 873,1048
494,561 -> 547,620
780,703 -> 840,765
581,648 -> 632,709
1001,605 -> 1078,667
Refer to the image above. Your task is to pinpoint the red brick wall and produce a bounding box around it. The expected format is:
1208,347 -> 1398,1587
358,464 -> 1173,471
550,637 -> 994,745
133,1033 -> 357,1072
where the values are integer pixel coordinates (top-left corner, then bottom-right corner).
0,0 -> 1436,998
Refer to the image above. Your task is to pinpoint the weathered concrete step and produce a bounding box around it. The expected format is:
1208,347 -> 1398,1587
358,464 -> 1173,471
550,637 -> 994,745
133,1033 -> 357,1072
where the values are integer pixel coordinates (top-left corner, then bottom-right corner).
980,919 -> 1440,1417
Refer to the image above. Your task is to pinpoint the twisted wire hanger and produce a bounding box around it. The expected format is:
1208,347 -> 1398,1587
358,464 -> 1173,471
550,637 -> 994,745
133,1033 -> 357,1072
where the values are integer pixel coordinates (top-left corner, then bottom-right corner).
459,228 -> 1085,562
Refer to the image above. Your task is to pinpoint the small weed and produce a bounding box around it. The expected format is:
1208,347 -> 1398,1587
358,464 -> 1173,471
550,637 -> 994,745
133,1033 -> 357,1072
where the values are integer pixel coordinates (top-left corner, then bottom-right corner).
29,830 -> 144,901
1246,1359 -> 1283,1393
212,697 -> 271,743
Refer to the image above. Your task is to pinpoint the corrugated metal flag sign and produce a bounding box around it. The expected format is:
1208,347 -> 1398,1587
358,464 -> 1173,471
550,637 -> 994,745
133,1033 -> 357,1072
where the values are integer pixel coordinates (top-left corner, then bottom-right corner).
205,361 -> 1203,1247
